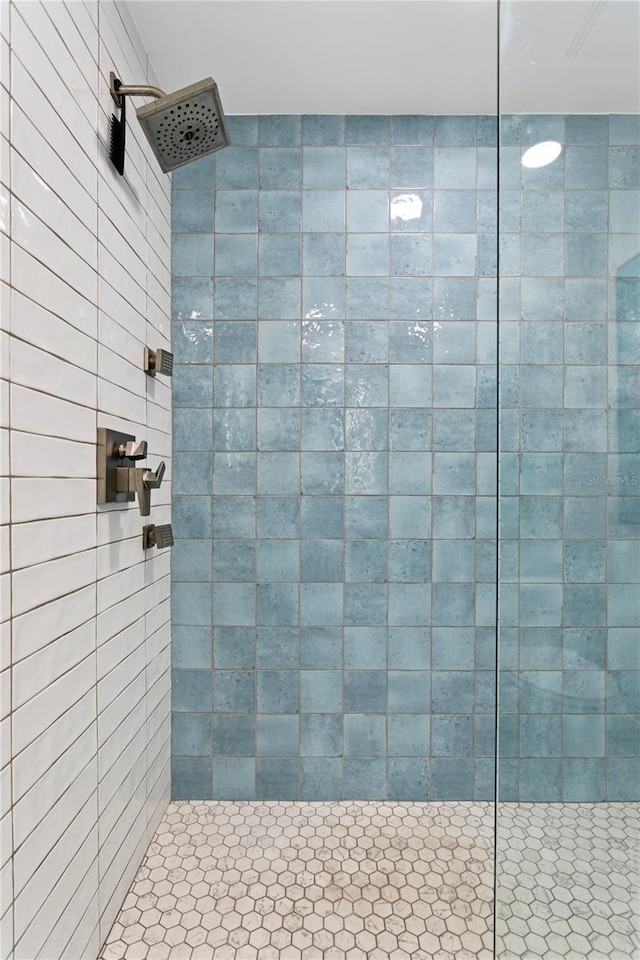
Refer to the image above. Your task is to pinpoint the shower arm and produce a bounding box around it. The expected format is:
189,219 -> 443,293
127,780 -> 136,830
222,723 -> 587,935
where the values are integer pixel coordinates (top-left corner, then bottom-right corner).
110,72 -> 165,109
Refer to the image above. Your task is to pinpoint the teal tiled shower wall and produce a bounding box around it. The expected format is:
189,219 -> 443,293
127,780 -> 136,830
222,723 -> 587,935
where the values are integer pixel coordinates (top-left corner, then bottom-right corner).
170,114 -> 640,802
497,114 -> 640,802
171,115 -> 498,801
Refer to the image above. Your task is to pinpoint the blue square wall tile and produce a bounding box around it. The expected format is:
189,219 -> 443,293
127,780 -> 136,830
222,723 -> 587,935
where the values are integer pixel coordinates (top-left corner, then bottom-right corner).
301,758 -> 343,800
212,758 -> 256,800
172,758 -> 212,800
388,759 -> 430,800
256,627 -> 299,670
344,715 -> 386,756
300,671 -> 343,713
344,759 -> 387,799
258,191 -> 302,233
303,147 -> 346,189
259,115 -> 301,145
258,148 -> 302,190
213,671 -> 255,713
300,714 -> 343,756
303,115 -> 346,145
388,715 -> 430,756
172,713 -> 212,756
256,759 -> 299,799
257,716 -> 299,756
257,671 -> 299,713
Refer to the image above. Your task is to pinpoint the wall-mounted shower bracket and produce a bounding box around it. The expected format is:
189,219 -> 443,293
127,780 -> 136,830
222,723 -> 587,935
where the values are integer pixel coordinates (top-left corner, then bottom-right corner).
144,346 -> 174,378
110,72 -> 164,108
143,523 -> 174,550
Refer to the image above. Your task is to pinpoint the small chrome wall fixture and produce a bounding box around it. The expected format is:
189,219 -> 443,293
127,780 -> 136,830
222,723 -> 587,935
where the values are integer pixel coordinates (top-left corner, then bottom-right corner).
97,428 -> 166,517
143,524 -> 174,550
144,347 -> 173,378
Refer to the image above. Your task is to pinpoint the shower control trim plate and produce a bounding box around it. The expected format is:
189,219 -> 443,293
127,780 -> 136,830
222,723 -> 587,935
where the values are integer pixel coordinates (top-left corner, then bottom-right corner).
97,427 -> 139,505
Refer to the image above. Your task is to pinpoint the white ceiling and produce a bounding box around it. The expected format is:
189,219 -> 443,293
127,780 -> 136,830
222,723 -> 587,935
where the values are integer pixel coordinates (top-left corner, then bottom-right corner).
128,0 -> 640,115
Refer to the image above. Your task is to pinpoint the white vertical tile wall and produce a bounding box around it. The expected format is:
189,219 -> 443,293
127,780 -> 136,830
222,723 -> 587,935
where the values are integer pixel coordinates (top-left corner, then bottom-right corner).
0,2 -> 172,957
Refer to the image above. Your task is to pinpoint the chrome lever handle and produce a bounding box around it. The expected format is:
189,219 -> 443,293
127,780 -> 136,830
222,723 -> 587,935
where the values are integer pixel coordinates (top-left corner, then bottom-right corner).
143,461 -> 165,489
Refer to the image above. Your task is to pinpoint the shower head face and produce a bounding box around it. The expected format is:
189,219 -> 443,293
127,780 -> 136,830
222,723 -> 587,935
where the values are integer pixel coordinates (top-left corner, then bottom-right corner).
136,77 -> 229,173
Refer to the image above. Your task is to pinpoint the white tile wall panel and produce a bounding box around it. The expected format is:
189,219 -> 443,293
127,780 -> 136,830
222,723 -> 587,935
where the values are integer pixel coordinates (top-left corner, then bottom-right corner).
10,201 -> 97,303
11,151 -> 98,269
11,103 -> 97,228
0,234 -> 9,287
0,574 -> 9,623
10,383 -> 94,442
98,342 -> 145,399
99,312 -> 143,369
0,183 -> 8,233
12,653 -> 95,755
98,730 -> 146,834
11,432 -> 95,480
12,246 -> 97,339
11,289 -> 96,372
99,172 -> 146,244
98,802 -> 147,944
63,0 -> 99,62
12,582 -> 95,662
98,244 -> 146,316
11,477 -> 96,523
98,277 -> 145,342
97,646 -> 145,719
4,2 -> 172,954
0,286 -> 9,343
12,513 -> 95,570
12,2 -> 98,133
145,596 -> 171,645
13,758 -> 97,895
97,535 -> 142,582
0,133 -> 10,195
97,504 -> 146,547
9,38 -> 97,172
0,527 -> 8,574
97,670 -> 145,750
14,834 -> 97,959
13,794 -> 98,946
97,617 -> 145,682
12,691 -> 95,803
10,338 -> 96,408
41,0 -> 98,90
97,377 -> 146,424
98,698 -> 146,784
45,884 -> 98,960
12,724 -> 96,849
98,556 -> 145,614
0,37 -> 9,94
98,211 -> 147,289
0,716 -> 8,771
12,618 -> 95,709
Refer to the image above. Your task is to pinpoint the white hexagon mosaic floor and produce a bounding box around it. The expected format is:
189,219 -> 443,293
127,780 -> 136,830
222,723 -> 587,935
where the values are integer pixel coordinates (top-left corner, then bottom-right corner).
100,801 -> 640,959
99,801 -> 494,959
496,803 -> 640,960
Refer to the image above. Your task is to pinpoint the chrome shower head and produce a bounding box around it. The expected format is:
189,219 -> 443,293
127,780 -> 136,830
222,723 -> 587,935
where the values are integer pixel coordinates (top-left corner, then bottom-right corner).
136,78 -> 229,173
109,73 -> 230,175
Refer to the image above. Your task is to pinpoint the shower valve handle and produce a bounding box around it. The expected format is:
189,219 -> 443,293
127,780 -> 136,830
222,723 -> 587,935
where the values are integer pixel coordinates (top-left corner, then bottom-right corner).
144,461 -> 166,489
116,461 -> 166,516
118,439 -> 147,460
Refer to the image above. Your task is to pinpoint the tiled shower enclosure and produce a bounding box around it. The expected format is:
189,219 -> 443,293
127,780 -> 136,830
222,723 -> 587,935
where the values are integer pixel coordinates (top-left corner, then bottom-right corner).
171,114 -> 500,804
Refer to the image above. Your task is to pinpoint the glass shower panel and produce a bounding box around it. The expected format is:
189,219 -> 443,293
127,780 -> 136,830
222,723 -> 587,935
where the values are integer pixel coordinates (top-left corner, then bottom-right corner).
497,1 -> 640,957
